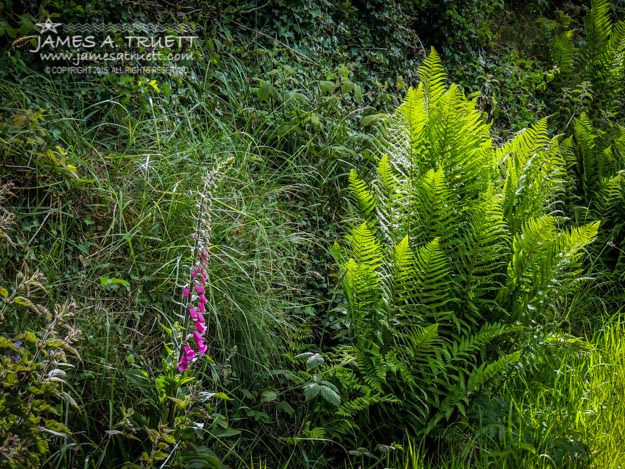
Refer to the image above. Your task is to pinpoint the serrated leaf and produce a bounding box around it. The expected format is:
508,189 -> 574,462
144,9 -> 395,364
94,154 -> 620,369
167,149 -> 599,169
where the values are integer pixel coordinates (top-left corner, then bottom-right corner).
319,385 -> 341,407
303,382 -> 321,400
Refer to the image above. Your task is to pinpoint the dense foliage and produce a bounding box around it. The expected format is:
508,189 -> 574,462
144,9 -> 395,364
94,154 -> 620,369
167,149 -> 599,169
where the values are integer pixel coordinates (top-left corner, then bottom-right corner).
1,0 -> 624,467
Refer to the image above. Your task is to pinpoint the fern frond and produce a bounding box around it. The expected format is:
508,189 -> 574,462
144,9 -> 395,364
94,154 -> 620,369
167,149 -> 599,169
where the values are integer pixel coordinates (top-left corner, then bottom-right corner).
425,84 -> 494,200
459,190 -> 511,318
498,215 -> 558,318
414,168 -> 457,247
418,47 -> 447,107
376,154 -> 412,244
413,237 -> 452,314
553,30 -> 575,75
574,113 -> 600,200
500,120 -> 566,233
348,169 -> 377,224
341,223 -> 385,335
501,216 -> 599,322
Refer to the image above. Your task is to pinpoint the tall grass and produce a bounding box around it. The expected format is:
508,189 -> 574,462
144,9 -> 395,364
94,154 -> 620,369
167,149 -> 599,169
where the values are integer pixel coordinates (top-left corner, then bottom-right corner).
1,52 -> 328,464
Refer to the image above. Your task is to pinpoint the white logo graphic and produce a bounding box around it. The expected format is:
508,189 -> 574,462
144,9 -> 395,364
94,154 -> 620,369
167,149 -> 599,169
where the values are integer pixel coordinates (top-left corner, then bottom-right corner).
36,18 -> 62,34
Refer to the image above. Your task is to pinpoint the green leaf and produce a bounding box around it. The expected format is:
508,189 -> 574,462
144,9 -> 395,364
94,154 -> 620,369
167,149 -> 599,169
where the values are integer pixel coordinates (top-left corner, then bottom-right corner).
303,382 -> 321,400
276,400 -> 295,416
354,84 -> 363,103
319,385 -> 341,407
361,115 -> 378,127
341,80 -> 355,94
260,390 -> 278,403
305,352 -> 325,370
320,80 -> 335,93
13,296 -> 32,307
212,428 -> 241,438
257,82 -> 277,101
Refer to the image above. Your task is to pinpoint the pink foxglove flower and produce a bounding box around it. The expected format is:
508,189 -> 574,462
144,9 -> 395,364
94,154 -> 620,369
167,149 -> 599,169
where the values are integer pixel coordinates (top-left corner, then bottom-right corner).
183,287 -> 190,298
193,330 -> 208,356
195,320 -> 207,333
177,345 -> 196,373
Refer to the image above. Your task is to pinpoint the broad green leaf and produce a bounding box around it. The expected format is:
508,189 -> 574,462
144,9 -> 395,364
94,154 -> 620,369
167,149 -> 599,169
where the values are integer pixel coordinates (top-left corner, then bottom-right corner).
260,390 -> 278,403
319,385 -> 341,407
303,382 -> 321,400
320,80 -> 335,93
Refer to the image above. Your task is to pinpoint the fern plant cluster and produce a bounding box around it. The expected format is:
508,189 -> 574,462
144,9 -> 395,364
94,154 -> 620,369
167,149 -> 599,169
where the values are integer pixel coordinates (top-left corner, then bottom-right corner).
328,49 -> 599,449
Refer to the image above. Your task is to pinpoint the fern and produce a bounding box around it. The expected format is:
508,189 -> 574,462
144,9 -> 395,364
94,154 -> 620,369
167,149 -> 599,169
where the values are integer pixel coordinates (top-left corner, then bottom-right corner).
329,49 -> 599,447
499,119 -> 567,234
348,169 -> 376,225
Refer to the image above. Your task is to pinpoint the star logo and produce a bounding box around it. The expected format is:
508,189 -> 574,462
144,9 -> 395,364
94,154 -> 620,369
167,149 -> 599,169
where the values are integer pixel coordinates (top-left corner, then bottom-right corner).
36,18 -> 62,34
